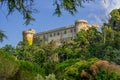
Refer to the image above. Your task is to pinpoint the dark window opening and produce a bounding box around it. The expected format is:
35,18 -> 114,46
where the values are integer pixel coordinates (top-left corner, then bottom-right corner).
71,29 -> 73,33
54,33 -> 56,36
50,34 -> 52,37
64,30 -> 67,34
74,29 -> 76,32
57,32 -> 60,35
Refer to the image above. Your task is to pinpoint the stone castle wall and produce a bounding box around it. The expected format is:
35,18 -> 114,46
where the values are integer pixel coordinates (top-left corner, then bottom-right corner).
22,29 -> 35,45
23,20 -> 97,45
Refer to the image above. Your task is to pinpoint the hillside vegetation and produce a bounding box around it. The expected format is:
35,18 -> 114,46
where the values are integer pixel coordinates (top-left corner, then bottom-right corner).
1,8 -> 120,80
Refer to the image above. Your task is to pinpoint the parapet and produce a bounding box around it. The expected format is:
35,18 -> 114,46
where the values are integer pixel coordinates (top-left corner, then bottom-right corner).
92,24 -> 98,28
75,20 -> 88,24
22,29 -> 35,45
23,29 -> 35,34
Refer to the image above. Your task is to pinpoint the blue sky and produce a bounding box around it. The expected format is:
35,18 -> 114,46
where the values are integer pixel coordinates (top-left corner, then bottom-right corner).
0,0 -> 120,47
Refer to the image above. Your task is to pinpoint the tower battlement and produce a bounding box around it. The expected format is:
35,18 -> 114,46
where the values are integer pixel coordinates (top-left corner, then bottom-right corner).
75,20 -> 88,24
22,20 -> 98,45
23,29 -> 35,34
22,29 -> 35,45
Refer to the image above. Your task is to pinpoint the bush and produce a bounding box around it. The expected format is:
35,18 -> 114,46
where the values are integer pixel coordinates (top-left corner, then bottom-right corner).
13,60 -> 45,80
0,49 -> 19,79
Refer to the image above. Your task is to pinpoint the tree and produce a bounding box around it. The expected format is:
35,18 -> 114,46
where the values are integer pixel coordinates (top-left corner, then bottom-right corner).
53,0 -> 94,16
13,60 -> 45,80
45,73 -> 57,80
56,58 -> 120,80
0,30 -> 7,42
1,44 -> 15,55
58,58 -> 99,80
15,41 -> 46,65
0,0 -> 95,23
57,41 -> 76,61
0,0 -> 35,25
109,8 -> 120,31
55,58 -> 81,79
0,49 -> 19,80
0,0 -> 35,42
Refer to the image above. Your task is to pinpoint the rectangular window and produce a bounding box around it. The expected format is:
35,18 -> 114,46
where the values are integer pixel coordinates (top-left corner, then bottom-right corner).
50,34 -> 52,37
74,29 -> 76,32
43,35 -> 45,39
54,33 -> 56,36
71,29 -> 73,33
64,30 -> 66,34
57,32 -> 59,36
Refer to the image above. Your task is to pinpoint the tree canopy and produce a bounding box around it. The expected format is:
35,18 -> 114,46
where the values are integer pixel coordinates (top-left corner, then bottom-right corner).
0,30 -> 7,42
109,8 -> 120,31
0,0 -> 95,25
0,0 -> 35,25
1,2 -> 120,80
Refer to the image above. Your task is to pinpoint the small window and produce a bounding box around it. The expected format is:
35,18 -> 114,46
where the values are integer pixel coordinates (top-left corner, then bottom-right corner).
54,33 -> 56,36
43,35 -> 45,39
57,32 -> 59,35
74,29 -> 76,32
71,29 -> 73,33
50,34 -> 52,37
64,30 -> 66,34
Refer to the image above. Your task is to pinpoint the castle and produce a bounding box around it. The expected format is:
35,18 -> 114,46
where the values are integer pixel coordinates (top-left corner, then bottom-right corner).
23,20 -> 98,45
22,29 -> 35,45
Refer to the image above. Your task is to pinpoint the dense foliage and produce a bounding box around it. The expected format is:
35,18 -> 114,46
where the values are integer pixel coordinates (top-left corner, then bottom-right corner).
0,30 -> 7,42
1,8 -> 120,80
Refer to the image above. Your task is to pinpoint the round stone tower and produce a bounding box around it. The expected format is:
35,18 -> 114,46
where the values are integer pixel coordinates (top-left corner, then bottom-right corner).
75,20 -> 90,32
22,29 -> 35,45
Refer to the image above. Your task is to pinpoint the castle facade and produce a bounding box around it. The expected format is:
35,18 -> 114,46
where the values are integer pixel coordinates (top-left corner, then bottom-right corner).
23,20 -> 97,45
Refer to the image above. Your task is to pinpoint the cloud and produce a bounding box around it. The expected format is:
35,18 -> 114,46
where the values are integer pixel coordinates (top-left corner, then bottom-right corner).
88,0 -> 120,27
88,13 -> 103,25
101,0 -> 120,14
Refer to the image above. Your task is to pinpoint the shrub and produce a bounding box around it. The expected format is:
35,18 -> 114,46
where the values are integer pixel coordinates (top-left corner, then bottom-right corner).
0,49 -> 19,79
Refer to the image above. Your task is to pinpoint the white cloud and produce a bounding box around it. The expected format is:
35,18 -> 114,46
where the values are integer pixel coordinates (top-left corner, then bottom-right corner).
101,0 -> 120,14
88,0 -> 120,27
88,13 -> 103,25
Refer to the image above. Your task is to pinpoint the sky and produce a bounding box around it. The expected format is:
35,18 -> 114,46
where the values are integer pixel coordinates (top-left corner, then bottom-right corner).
0,0 -> 120,47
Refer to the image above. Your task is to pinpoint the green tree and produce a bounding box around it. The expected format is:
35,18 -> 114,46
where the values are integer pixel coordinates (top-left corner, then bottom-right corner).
53,0 -> 94,16
75,27 -> 102,59
1,44 -> 15,55
113,31 -> 120,48
35,74 -> 44,80
15,41 -> 46,65
109,8 -> 120,31
43,61 -> 57,75
90,60 -> 120,80
13,60 -> 45,80
55,59 -> 81,79
45,73 -> 57,80
57,40 -> 78,62
0,30 -> 7,42
0,0 -> 95,23
95,24 -> 120,62
57,27 -> 102,61
59,58 -> 99,80
56,58 -> 120,80
0,49 -> 19,80
0,0 -> 35,25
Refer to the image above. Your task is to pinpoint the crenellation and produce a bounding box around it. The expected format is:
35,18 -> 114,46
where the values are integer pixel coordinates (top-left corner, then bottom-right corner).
23,20 -> 98,45
22,29 -> 35,45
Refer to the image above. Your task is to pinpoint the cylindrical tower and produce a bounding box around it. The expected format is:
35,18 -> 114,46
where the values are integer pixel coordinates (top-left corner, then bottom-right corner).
75,20 -> 90,32
22,29 -> 35,45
